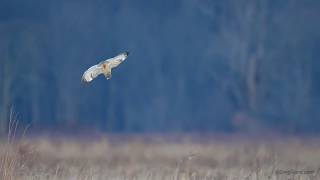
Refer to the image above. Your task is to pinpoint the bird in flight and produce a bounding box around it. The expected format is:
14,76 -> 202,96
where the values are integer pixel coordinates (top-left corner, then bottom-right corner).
82,52 -> 129,83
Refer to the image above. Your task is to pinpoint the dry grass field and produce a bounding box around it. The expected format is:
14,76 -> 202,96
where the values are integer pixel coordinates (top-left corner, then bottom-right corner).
0,134 -> 320,180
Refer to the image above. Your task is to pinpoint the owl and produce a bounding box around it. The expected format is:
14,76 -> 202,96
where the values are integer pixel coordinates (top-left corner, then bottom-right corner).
82,52 -> 129,83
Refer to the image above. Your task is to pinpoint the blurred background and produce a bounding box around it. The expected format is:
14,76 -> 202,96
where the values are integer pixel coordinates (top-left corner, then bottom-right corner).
0,0 -> 319,135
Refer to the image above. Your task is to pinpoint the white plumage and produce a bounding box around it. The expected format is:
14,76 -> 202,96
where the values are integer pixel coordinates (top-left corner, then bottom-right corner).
82,52 -> 129,83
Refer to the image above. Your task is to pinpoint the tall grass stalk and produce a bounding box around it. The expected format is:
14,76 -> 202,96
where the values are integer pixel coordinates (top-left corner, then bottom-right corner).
0,109 -> 19,180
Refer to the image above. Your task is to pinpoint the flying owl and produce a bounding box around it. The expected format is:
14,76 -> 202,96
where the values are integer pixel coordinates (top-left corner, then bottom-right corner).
82,52 -> 129,83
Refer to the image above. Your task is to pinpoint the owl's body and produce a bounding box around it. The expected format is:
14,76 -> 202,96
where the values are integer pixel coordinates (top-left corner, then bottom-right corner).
82,52 -> 129,83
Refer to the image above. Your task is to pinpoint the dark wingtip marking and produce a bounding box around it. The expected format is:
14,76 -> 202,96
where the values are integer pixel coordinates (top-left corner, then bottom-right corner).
81,77 -> 89,84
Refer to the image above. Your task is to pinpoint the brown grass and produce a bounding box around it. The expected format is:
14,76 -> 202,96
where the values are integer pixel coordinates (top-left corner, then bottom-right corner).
0,110 -> 20,180
0,134 -> 320,180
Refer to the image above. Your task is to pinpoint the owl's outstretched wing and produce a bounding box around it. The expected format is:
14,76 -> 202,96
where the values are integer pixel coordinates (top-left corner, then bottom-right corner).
81,64 -> 104,83
106,52 -> 129,69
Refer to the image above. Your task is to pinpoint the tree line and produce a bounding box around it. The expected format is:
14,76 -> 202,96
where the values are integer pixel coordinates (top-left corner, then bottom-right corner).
0,0 -> 319,135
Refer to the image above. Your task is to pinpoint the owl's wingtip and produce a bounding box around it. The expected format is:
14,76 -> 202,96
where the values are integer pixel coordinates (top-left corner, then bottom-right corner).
81,77 -> 89,84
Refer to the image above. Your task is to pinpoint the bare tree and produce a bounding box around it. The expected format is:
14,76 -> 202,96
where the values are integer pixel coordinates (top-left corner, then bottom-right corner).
199,0 -> 318,132
206,0 -> 268,113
